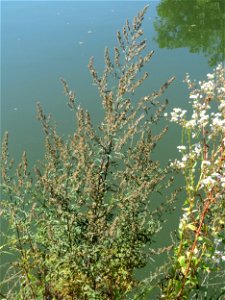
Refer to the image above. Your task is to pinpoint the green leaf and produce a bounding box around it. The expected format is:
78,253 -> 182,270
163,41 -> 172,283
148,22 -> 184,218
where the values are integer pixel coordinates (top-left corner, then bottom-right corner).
187,223 -> 197,231
178,256 -> 186,268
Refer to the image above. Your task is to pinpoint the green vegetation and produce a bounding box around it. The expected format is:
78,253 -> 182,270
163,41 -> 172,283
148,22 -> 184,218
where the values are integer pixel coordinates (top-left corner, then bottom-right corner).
162,63 -> 225,299
154,0 -> 225,66
1,5 -> 225,299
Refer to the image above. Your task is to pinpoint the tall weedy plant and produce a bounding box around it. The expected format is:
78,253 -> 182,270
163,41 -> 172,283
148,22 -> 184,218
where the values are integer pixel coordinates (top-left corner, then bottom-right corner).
1,6 -> 175,299
162,64 -> 225,299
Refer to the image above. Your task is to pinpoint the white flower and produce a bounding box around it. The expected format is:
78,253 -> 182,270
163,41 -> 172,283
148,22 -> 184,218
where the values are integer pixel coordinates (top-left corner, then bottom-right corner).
192,143 -> 202,156
198,110 -> 209,126
218,87 -> 225,94
201,176 -> 216,189
192,111 -> 199,120
219,100 -> 225,111
182,155 -> 189,162
214,238 -> 222,246
212,117 -> 225,128
185,119 -> 197,129
201,81 -> 215,93
177,161 -> 186,169
177,145 -> 186,152
212,255 -> 220,264
211,172 -> 221,179
170,108 -> 187,123
170,112 -> 179,122
202,160 -> 211,166
207,73 -> 214,80
170,159 -> 186,169
210,112 -> 225,133
220,177 -> 225,188
190,94 -> 199,99
216,63 -> 223,70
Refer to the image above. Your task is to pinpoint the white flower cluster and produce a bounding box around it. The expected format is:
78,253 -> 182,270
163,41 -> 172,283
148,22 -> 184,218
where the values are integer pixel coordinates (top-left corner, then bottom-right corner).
212,249 -> 225,264
170,108 -> 187,123
219,100 -> 225,111
169,64 -> 225,192
170,64 -> 225,132
170,65 -> 225,284
210,112 -> 225,135
201,80 -> 215,94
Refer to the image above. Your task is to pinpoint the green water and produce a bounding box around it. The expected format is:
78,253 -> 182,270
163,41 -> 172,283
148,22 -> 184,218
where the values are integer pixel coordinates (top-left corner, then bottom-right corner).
3,0 -> 224,164
1,0 -> 225,293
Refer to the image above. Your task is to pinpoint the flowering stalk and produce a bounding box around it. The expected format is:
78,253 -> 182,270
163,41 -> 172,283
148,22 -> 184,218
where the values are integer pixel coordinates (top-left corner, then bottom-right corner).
163,64 -> 225,299
0,6 -> 176,299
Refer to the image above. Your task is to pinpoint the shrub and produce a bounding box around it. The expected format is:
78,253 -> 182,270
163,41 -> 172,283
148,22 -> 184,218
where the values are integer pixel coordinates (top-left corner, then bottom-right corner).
1,6 -> 176,299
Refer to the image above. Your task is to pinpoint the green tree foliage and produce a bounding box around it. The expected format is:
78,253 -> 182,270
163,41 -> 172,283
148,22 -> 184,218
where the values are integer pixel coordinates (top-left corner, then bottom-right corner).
1,6 -> 176,299
154,0 -> 225,66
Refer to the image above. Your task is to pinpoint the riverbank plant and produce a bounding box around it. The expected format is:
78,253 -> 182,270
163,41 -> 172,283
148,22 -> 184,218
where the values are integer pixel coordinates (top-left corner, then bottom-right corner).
1,6 -> 176,299
161,63 -> 225,299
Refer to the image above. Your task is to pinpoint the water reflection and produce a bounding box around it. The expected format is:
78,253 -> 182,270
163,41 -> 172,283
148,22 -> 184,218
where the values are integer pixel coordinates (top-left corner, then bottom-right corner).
154,0 -> 225,66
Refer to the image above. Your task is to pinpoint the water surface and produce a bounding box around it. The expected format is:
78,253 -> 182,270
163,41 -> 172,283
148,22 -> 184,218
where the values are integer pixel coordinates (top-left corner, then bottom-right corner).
2,1 -> 218,163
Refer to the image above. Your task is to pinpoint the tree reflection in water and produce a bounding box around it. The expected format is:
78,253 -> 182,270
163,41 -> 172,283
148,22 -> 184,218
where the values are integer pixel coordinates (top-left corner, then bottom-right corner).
154,0 -> 225,66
